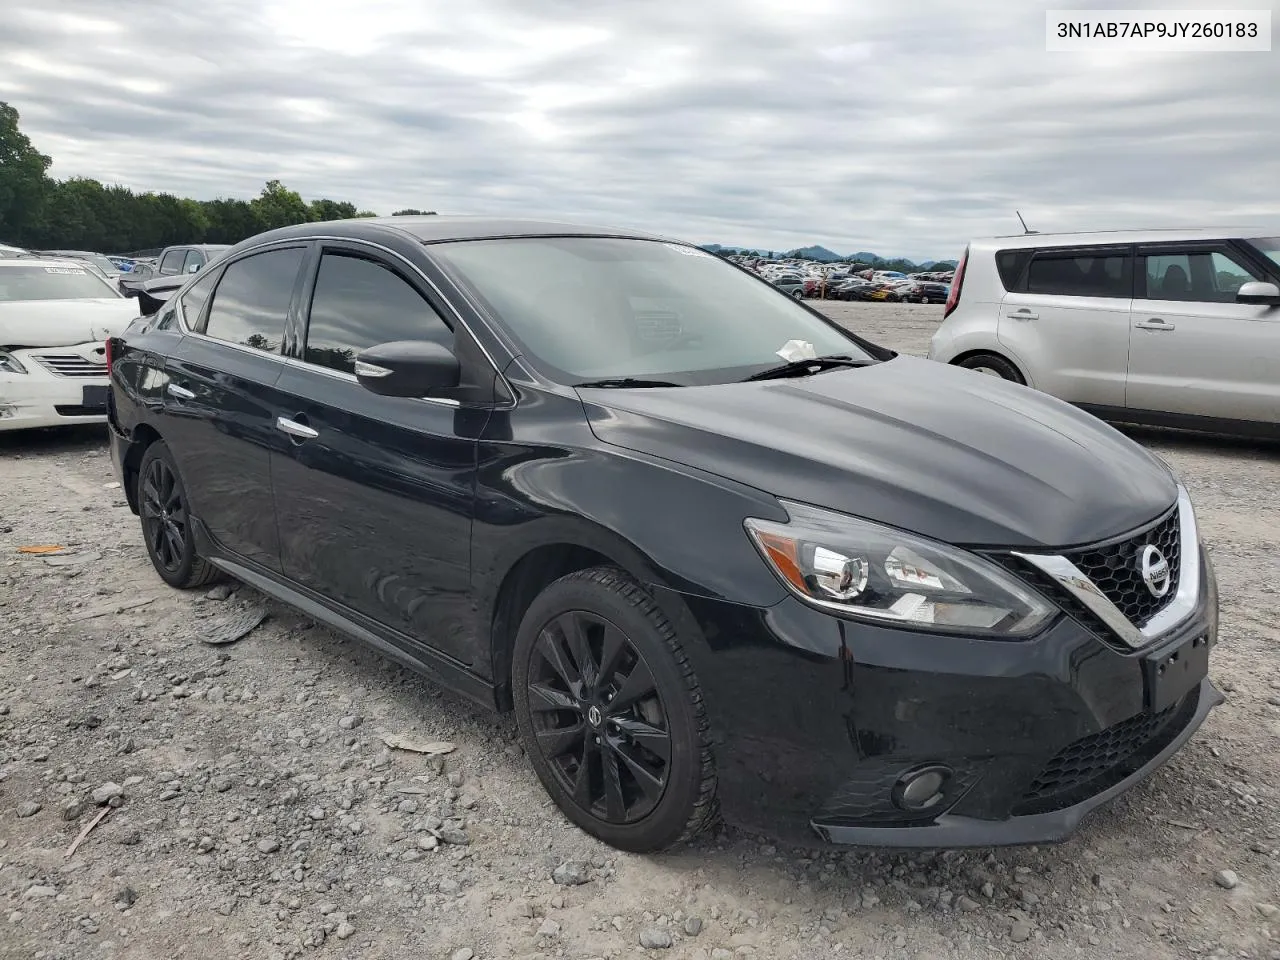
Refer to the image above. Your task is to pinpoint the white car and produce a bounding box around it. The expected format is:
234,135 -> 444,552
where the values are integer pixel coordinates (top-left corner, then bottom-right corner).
928,228 -> 1280,438
0,258 -> 140,432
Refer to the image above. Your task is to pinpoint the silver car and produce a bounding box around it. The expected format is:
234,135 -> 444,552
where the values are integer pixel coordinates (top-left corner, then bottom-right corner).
928,228 -> 1280,438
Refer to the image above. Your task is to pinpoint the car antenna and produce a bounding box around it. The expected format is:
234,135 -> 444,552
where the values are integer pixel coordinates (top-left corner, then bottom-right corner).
1016,210 -> 1039,235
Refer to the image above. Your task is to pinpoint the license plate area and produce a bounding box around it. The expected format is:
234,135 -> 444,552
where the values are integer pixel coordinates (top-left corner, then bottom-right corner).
81,385 -> 109,411
1143,634 -> 1209,713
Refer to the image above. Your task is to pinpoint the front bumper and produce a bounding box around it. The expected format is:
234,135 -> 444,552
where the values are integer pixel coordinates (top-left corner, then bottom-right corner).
654,546 -> 1220,849
0,374 -> 110,431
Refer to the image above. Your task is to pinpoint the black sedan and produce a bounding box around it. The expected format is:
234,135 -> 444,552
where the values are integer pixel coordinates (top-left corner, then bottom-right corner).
105,217 -> 1220,852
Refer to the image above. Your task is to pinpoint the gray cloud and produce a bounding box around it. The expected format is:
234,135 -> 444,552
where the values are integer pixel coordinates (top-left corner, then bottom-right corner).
1,0 -> 1276,259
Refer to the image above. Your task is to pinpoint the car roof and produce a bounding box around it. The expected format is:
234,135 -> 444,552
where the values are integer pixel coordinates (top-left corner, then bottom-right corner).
0,256 -> 97,268
973,226 -> 1279,249
247,215 -> 674,247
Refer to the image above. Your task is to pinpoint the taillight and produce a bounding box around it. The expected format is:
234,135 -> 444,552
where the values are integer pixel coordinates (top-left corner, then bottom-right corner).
104,338 -> 114,375
943,247 -> 967,318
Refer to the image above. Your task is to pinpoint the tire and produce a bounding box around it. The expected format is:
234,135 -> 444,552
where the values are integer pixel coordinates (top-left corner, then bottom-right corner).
512,566 -> 718,852
136,440 -> 222,589
792,289 -> 803,300
920,296 -> 931,305
955,353 -> 1026,384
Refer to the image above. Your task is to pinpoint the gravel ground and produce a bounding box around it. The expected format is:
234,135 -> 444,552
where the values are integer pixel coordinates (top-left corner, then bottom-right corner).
1,302 -> 1277,960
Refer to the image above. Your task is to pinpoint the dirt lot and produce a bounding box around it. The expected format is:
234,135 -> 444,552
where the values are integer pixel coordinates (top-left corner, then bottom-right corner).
1,302 -> 1277,960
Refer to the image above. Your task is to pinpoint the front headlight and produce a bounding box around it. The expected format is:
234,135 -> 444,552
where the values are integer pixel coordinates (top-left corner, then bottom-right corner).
0,352 -> 28,375
745,502 -> 1055,637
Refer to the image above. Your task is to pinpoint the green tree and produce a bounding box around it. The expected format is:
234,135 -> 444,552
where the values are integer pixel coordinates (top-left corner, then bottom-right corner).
392,208 -> 436,215
0,101 -> 53,243
309,198 -> 359,222
250,179 -> 311,231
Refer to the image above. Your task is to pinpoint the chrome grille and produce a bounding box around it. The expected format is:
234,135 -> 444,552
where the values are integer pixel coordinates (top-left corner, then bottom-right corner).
1062,507 -> 1181,627
30,352 -> 108,378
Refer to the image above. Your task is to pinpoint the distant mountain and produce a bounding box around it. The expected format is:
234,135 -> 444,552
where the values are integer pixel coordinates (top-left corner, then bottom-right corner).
701,243 -> 955,270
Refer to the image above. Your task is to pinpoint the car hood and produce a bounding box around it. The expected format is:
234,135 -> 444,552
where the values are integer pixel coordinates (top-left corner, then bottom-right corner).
579,356 -> 1177,548
0,299 -> 139,349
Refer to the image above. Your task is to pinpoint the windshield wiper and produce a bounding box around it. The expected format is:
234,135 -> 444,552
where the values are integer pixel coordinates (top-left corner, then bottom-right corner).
742,354 -> 872,382
574,377 -> 683,389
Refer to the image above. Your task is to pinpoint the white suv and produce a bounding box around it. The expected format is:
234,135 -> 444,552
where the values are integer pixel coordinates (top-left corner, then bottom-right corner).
928,229 -> 1280,437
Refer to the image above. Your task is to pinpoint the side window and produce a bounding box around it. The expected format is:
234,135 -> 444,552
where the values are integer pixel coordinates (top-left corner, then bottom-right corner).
182,250 -> 205,274
1025,251 -> 1130,298
177,269 -> 219,329
995,250 -> 1032,291
1142,250 -> 1260,302
303,252 -> 452,375
202,247 -> 305,351
158,250 -> 184,275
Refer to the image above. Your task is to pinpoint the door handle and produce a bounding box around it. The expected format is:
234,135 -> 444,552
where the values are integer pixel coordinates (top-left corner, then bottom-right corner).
166,383 -> 195,400
1006,309 -> 1038,321
276,416 -> 318,440
1134,319 -> 1176,331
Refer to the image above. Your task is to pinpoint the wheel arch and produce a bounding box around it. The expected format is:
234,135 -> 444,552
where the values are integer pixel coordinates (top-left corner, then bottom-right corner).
483,520 -> 702,713
949,349 -> 1029,386
121,422 -> 164,514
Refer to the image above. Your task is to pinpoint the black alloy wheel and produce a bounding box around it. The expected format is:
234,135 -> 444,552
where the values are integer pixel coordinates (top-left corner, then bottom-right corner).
137,441 -> 221,589
527,609 -> 671,823
141,456 -> 186,574
512,567 -> 717,852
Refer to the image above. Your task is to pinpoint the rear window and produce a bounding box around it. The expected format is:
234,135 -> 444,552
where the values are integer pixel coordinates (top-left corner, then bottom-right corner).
0,264 -> 119,301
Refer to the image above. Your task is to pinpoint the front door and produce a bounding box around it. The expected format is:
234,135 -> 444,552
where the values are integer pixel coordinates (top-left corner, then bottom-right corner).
161,245 -> 307,571
997,245 -> 1133,406
271,244 -> 486,665
1127,243 -> 1280,425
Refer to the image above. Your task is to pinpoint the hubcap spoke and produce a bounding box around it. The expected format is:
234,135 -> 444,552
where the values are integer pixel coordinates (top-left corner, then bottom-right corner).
537,626 -> 581,693
164,526 -> 184,563
560,613 -> 599,693
605,659 -> 657,716
597,625 -> 627,686
613,740 -> 666,804
572,737 -> 598,807
611,716 -> 671,764
535,722 -> 586,760
527,683 -> 579,713
600,744 -> 627,821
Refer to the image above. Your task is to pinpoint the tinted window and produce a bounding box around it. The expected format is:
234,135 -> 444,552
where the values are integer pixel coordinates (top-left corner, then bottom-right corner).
182,250 -> 204,273
303,253 -> 451,374
178,269 -> 219,329
159,250 -> 184,275
996,250 -> 1032,290
1142,250 -> 1260,302
202,248 -> 304,352
1026,251 -> 1130,298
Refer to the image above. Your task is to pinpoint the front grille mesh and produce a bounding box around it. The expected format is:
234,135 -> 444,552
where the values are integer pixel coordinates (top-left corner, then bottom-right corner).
31,352 -> 108,378
1062,507 -> 1181,626
1012,686 -> 1198,816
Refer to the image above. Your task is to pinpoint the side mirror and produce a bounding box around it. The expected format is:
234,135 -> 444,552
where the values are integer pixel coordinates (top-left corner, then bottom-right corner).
186,263 -> 200,274
354,340 -> 460,398
1236,280 -> 1280,306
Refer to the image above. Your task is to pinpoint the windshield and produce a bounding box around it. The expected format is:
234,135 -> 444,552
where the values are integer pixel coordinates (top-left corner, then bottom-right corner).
0,264 -> 121,301
1247,237 -> 1280,269
429,237 -> 875,384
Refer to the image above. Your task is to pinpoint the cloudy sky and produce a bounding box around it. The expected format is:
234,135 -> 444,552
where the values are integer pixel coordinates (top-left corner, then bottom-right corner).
2,0 -> 1276,259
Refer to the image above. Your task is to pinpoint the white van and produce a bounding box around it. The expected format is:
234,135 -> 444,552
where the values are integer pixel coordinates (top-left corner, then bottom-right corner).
928,228 -> 1280,438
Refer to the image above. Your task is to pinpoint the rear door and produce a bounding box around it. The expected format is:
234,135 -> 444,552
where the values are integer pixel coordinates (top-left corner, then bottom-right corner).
161,244 -> 308,571
1127,242 -> 1280,424
270,242 -> 486,664
996,245 -> 1133,405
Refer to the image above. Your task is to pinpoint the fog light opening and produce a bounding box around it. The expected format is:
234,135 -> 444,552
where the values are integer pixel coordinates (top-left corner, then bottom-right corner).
892,765 -> 952,812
